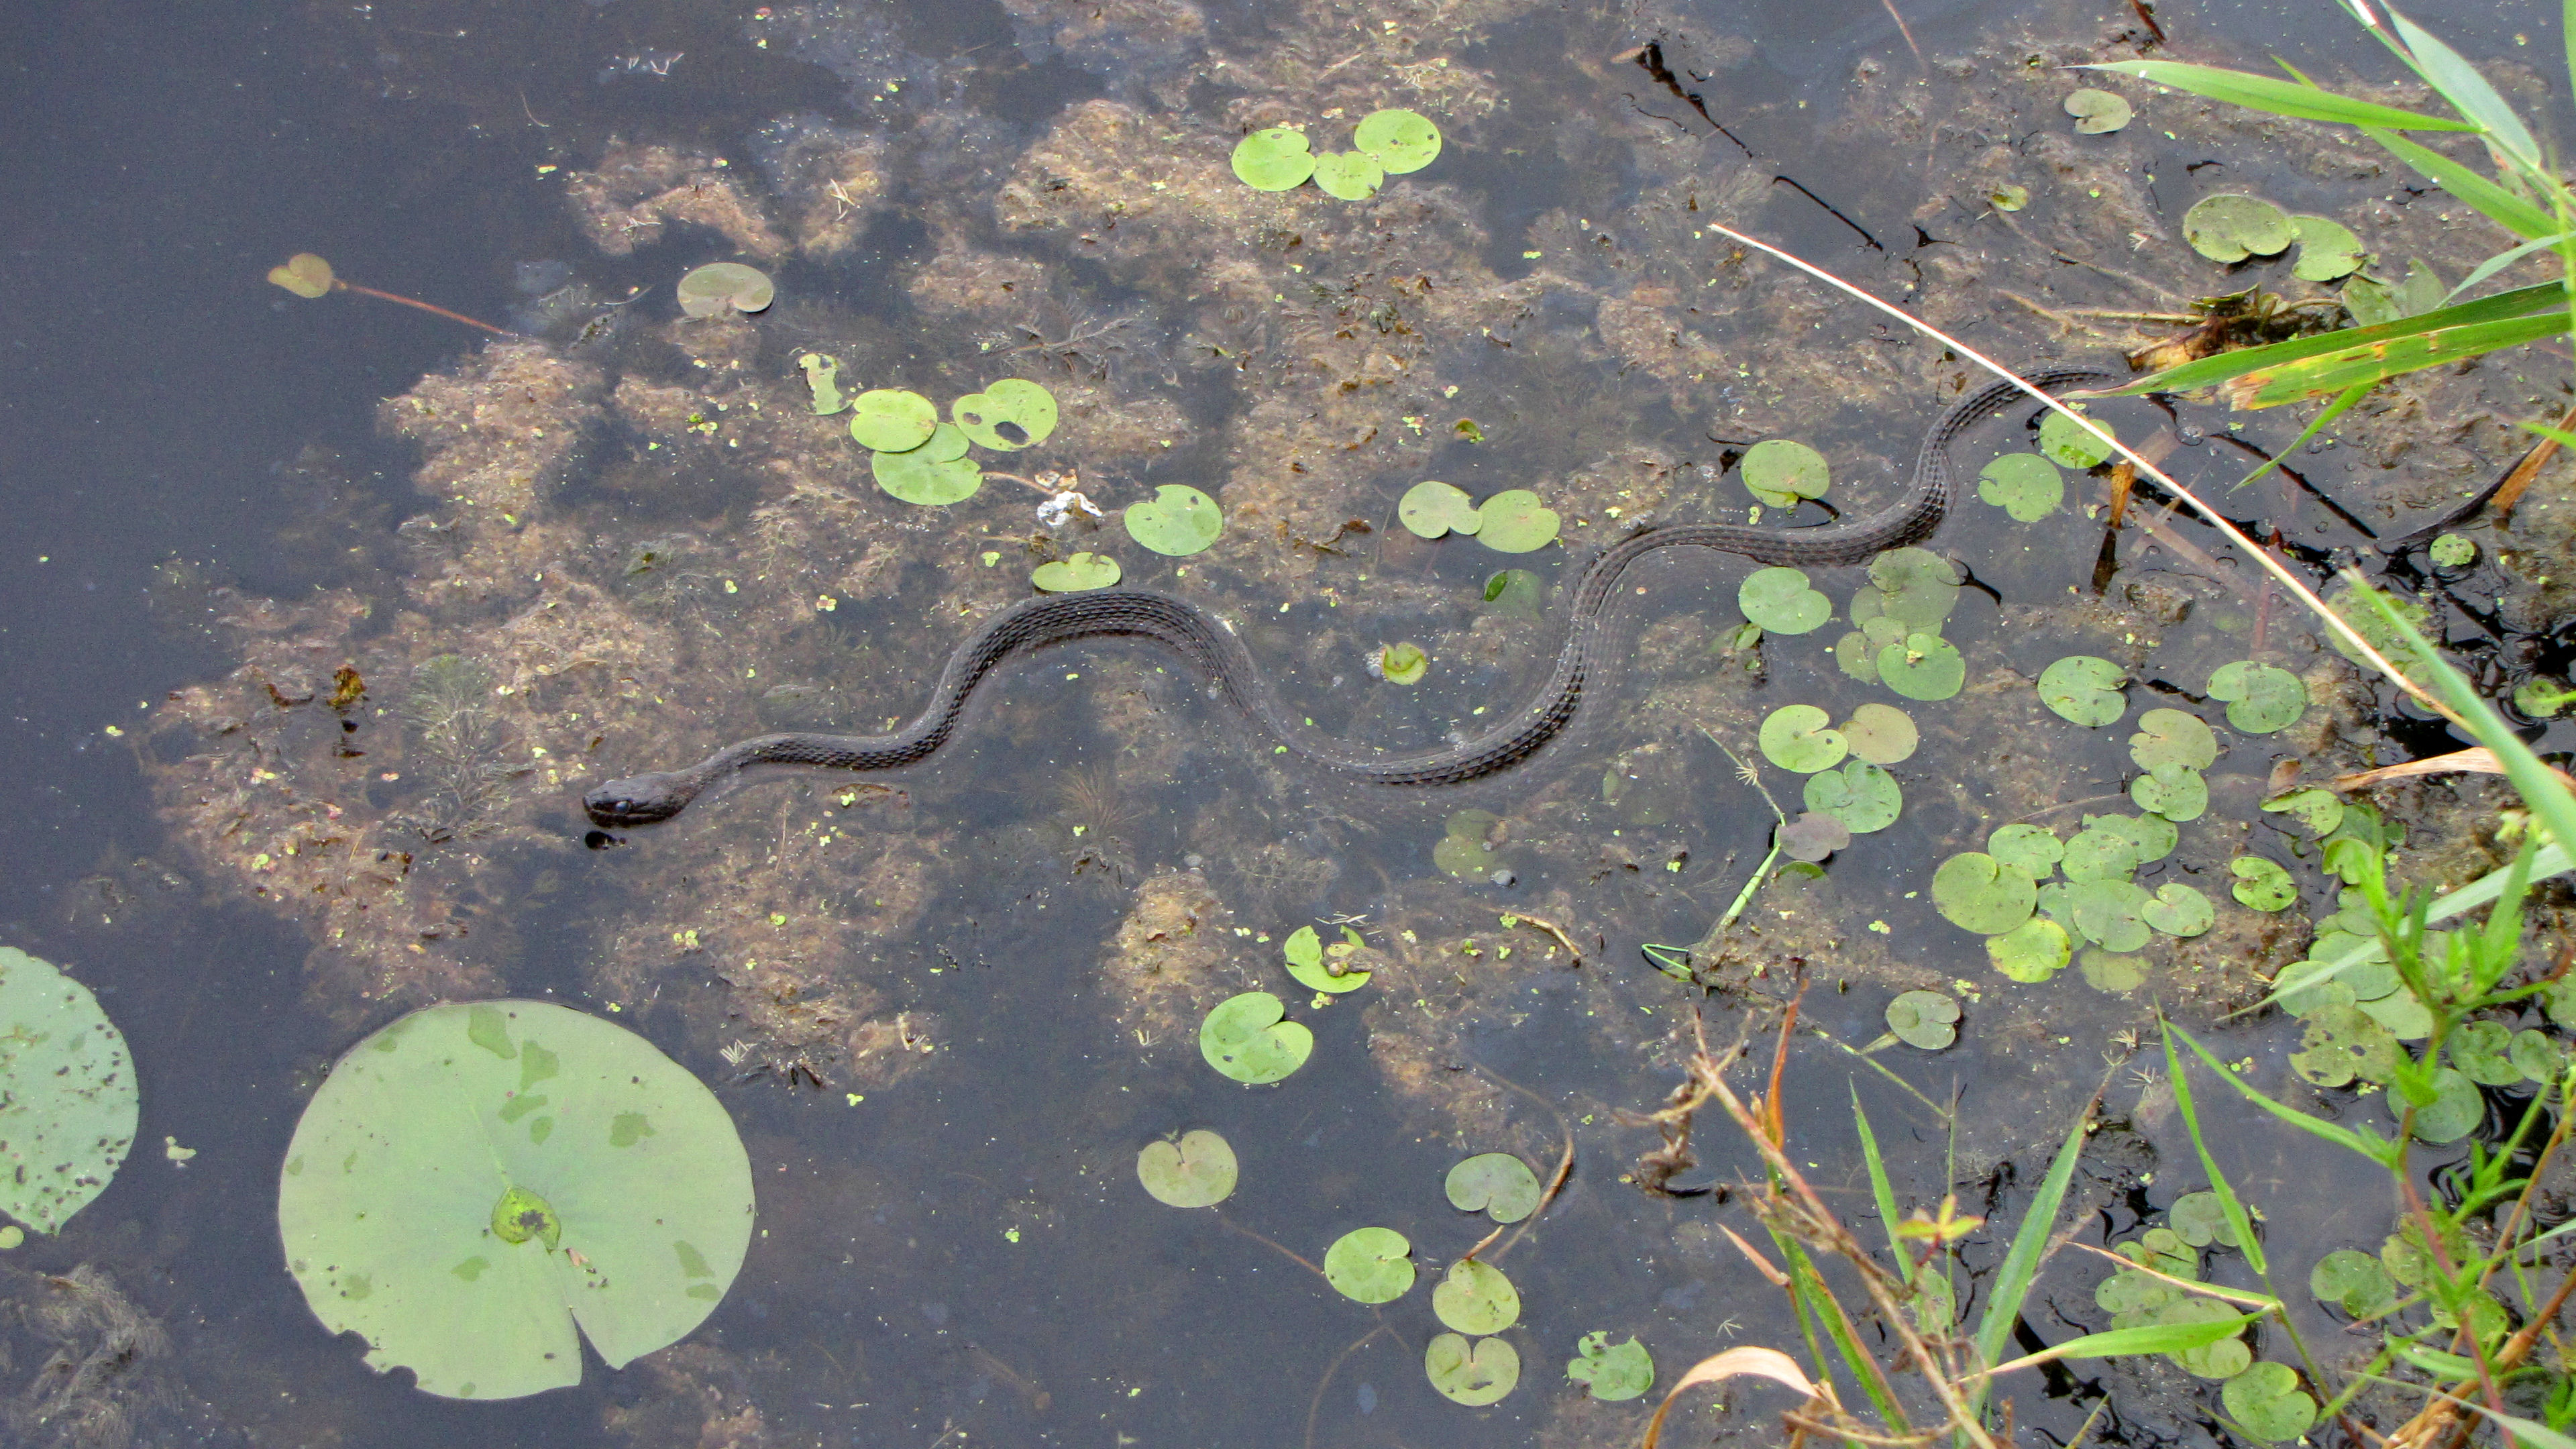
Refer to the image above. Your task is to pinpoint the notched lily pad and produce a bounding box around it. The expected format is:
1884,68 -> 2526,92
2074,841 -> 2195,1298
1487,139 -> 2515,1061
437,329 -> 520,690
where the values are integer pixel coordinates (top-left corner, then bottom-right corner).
873,440 -> 981,506
1988,918 -> 2072,983
1352,107 -> 1442,174
1884,989 -> 1960,1049
2428,533 -> 2477,568
1377,643 -> 1428,685
1988,824 -> 2064,879
952,378 -> 1057,450
2131,761 -> 2208,822
1432,1258 -> 1521,1335
2129,709 -> 2216,771
1311,150 -> 1385,201
1977,453 -> 2063,521
1428,1332 -> 1519,1405
1030,552 -> 1120,592
848,389 -> 940,453
676,262 -> 773,317
1199,991 -> 1312,1084
1566,1332 -> 1653,1401
1804,761 -> 1900,834
2222,1360 -> 2315,1442
1283,925 -> 1373,994
2208,661 -> 2306,733
1231,127 -> 1316,190
1399,480 -> 1482,538
1842,703 -> 1917,764
2064,87 -> 2133,133
2311,1248 -> 2396,1318
1126,484 -> 1224,555
2143,882 -> 2214,938
1758,705 -> 1846,773
2229,856 -> 2298,912
1876,633 -> 1964,702
1446,1152 -> 1542,1223
2039,409 -> 2116,470
1776,812 -> 1851,863
1324,1226 -> 1414,1303
1740,439 -> 1830,508
2039,655 -> 2127,726
2260,787 -> 2343,836
1136,1130 -> 1236,1208
2290,215 -> 2367,282
2183,194 -> 2294,263
1739,567 -> 1830,635
1476,490 -> 1560,552
2169,1191 -> 2239,1248
268,252 -> 336,298
1932,853 -> 2037,934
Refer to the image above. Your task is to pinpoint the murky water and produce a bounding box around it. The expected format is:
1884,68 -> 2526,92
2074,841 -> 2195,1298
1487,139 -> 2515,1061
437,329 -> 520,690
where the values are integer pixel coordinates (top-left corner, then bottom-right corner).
2,0 -> 2571,1443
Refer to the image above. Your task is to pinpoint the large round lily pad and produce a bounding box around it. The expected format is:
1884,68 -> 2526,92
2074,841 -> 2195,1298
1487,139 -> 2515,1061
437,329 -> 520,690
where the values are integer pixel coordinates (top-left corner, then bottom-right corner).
1231,127 -> 1315,190
1126,484 -> 1224,555
1352,108 -> 1442,174
1136,1130 -> 1237,1208
276,1000 -> 754,1401
0,947 -> 136,1235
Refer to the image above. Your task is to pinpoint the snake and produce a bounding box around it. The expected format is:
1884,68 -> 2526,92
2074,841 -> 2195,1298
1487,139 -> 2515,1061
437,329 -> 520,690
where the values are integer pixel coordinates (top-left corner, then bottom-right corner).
584,366 -> 2118,827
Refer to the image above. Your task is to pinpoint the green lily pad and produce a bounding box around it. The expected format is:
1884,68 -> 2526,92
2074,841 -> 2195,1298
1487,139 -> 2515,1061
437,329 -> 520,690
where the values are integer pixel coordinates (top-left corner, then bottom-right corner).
1031,552 -> 1121,592
2079,947 -> 2148,994
1323,1226 -> 1414,1303
2163,1297 -> 2252,1379
1834,631 -> 1880,682
2516,677 -> 2576,717
1988,824 -> 2064,879
1758,705 -> 1846,773
2143,883 -> 2214,937
1885,989 -> 1960,1049
1932,853 -> 2037,934
2208,661 -> 2307,733
1446,1152 -> 1542,1223
796,354 -> 849,414
276,1001 -> 753,1401
848,388 -> 941,452
2097,1265 -> 2178,1320
1136,1130 -> 1237,1208
2039,656 -> 2127,726
2064,87 -> 2133,133
2383,1214 -> 2470,1289
0,948 -> 136,1235
1231,127 -> 1316,190
1434,833 -> 1501,879
1864,547 -> 1961,630
1399,480 -> 1482,538
1427,1333 -> 1519,1405
2290,1002 -> 2400,1087
268,252 -> 335,297
1804,761 -> 1900,833
2069,879 -> 2154,952
2229,857 -> 2298,911
2183,193 -> 2295,263
2129,710 -> 2217,771
2038,409 -> 2116,470
2410,1066 -> 2482,1143
952,378 -> 1057,451
1877,633 -> 1964,701
1126,484 -> 1224,555
1976,453 -> 2063,521
2168,1191 -> 2239,1248
1199,991 -> 1312,1084
1379,643 -> 1428,685
1741,439 -> 1830,508
2310,1248 -> 2396,1318
1311,150 -> 1385,201
1776,812 -> 1851,863
1739,567 -> 1830,634
2123,1226 -> 2198,1280
2259,787 -> 2343,836
1477,490 -> 1560,552
676,262 -> 773,318
2449,1020 -> 2522,1087
1566,1332 -> 1653,1401
2428,533 -> 2477,568
1482,568 -> 1542,619
1988,918 -> 2072,983
2290,215 -> 2366,282
1352,108 -> 1442,174
1432,1258 -> 1521,1334
2131,762 -> 2208,822
1990,183 -> 2029,211
1842,703 -> 1917,764
2512,1028 -> 2565,1083
1283,925 -> 1373,994
873,440 -> 982,506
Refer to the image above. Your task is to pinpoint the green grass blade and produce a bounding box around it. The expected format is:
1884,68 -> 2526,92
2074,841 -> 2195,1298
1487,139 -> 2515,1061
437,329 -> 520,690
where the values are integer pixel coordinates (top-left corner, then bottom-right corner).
2168,1024 -> 2404,1168
2103,282 -> 2563,394
2222,310 -> 2570,407
1982,1312 -> 2268,1378
1851,1091 -> 1911,1273
1968,1108 -> 2087,1415
2566,0 -> 2576,115
2159,1026 -> 2268,1277
2445,230 -> 2576,303
2078,60 -> 2478,131
1783,1236 -> 1910,1431
2365,128 -> 2560,239
2386,6 -> 2542,172
2235,385 -> 2367,489
2237,841 -> 2573,1014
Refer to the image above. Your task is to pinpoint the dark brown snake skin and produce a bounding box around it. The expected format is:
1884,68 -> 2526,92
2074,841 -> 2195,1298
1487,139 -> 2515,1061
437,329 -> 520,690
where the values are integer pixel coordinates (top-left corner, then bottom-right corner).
585,368 -> 2118,826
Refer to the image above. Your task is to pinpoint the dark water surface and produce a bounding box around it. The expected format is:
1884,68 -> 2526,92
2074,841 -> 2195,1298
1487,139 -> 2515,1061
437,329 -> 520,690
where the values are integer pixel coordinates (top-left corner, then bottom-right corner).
0,0 -> 2567,1444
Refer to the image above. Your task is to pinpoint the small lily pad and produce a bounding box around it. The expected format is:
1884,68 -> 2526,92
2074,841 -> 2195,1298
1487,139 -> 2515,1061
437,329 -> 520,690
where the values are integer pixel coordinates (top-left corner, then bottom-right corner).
1988,824 -> 2063,879
1804,761 -> 1901,834
1199,991 -> 1313,1085
2131,762 -> 2208,822
268,252 -> 335,298
2428,533 -> 2477,568
1136,1130 -> 1236,1208
1776,812 -> 1851,863
796,354 -> 849,414
848,389 -> 940,452
1031,552 -> 1121,592
1324,1226 -> 1414,1303
1988,918 -> 2072,983
2221,1360 -> 2315,1442
1362,642 -> 1422,687
2183,193 -> 2295,263
2164,1297 -> 2251,1379
1432,1258 -> 1521,1334
1231,127 -> 1316,190
1126,484 -> 1224,555
2167,1191 -> 2239,1248
2229,857 -> 2298,912
1446,1152 -> 1542,1223
0,948 -> 136,1234
873,441 -> 981,506
1739,567 -> 1830,634
1283,925 -> 1373,994
1842,703 -> 1917,764
1885,989 -> 1960,1049
1311,150 -> 1385,201
1990,184 -> 2029,211
2039,409 -> 2116,470
2411,1066 -> 2482,1143
1864,548 -> 1961,630
1352,108 -> 1442,174
1428,1333 -> 1519,1405
1876,633 -> 1964,701
2208,661 -> 2307,733
1482,569 -> 1542,619
2065,87 -> 2133,133
2069,879 -> 2153,952
951,378 -> 1057,451
2516,1028 -> 2569,1082
2129,709 -> 2216,770
2080,948 -> 2148,994
2310,1248 -> 2396,1318
2039,655 -> 2127,726
1932,853 -> 2037,934
676,262 -> 773,317
2260,787 -> 2343,836
1476,490 -> 1560,552
1399,480 -> 1483,538
2290,215 -> 2366,282
2143,882 -> 2214,937
1977,453 -> 2063,521
1566,1332 -> 1653,1401
2290,1002 -> 2399,1087
1741,439 -> 1830,508
2449,1020 -> 2522,1087
1758,705 -> 1846,773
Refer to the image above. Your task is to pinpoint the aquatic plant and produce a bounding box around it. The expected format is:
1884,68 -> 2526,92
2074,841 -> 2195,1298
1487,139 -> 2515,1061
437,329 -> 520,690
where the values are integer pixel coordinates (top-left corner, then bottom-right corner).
398,655 -> 519,843
0,947 -> 136,1236
265,253 -> 514,337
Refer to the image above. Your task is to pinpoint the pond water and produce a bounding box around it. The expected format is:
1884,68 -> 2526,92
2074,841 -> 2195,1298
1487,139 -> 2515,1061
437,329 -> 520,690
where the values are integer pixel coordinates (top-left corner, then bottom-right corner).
3,0 -> 2573,1444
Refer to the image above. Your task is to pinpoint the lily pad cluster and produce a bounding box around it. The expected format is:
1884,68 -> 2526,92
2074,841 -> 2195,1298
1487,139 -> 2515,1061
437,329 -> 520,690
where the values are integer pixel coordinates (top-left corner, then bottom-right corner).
1755,703 -> 1915,861
2092,1211 -> 2316,1442
1398,480 -> 1561,553
1933,809 -> 2209,983
1230,109 -> 1442,201
2180,195 -> 2367,281
798,363 -> 1061,508
1833,548 -> 1967,702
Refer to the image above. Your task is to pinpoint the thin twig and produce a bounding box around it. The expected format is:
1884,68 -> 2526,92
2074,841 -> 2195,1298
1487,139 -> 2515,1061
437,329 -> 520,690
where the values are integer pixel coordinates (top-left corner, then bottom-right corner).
1499,910 -> 1585,965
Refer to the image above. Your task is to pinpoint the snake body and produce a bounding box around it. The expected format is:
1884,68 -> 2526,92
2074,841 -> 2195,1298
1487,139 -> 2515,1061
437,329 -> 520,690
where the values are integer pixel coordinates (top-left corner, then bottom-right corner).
584,367 -> 2116,827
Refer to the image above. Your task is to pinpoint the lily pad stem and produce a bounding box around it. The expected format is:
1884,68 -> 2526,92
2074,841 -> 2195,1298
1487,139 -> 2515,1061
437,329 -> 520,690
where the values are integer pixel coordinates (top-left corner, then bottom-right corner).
336,280 -> 517,338
1696,727 -> 1790,935
981,472 -> 1060,495
1303,1324 -> 1391,1449
1211,1210 -> 1326,1281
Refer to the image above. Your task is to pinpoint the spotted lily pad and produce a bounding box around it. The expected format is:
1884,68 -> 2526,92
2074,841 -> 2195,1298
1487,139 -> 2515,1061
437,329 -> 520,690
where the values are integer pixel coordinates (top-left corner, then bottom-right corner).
1884,989 -> 1960,1049
1977,453 -> 2063,521
1739,567 -> 1830,634
1477,490 -> 1560,552
2428,533 -> 2477,568
1324,1226 -> 1414,1303
1446,1152 -> 1541,1223
2065,87 -> 2133,133
1876,633 -> 1965,702
2183,194 -> 2295,263
2131,762 -> 2208,821
1988,824 -> 2064,879
2129,710 -> 2216,770
1988,918 -> 2072,983
1428,1333 -> 1519,1405
276,1001 -> 754,1401
1741,439 -> 1830,508
2143,883 -> 2214,937
2208,661 -> 2306,733
1803,761 -> 1900,833
2069,879 -> 2154,952
1311,150 -> 1385,201
2259,788 -> 2343,836
1353,108 -> 1442,174
2310,1248 -> 2396,1318
2039,656 -> 2127,725
1842,703 -> 1917,764
1030,552 -> 1120,592
2449,1020 -> 2522,1087
1199,991 -> 1312,1084
2039,409 -> 2116,469
1399,480 -> 1482,537
2229,857 -> 2298,912
0,948 -> 136,1235
268,252 -> 336,297
1136,1130 -> 1237,1208
1126,484 -> 1224,555
952,378 -> 1057,450
1283,925 -> 1373,994
1933,853 -> 2037,934
676,262 -> 773,317
848,389 -> 940,452
1566,1332 -> 1654,1401
2290,1002 -> 2400,1087
1231,127 -> 1316,190
2291,215 -> 2367,282
1759,705 -> 1846,773
1432,1258 -> 1521,1334
796,354 -> 849,414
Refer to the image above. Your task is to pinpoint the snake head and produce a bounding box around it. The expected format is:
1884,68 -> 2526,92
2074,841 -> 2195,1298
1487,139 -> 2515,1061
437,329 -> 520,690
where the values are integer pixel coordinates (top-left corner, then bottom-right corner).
583,773 -> 692,827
